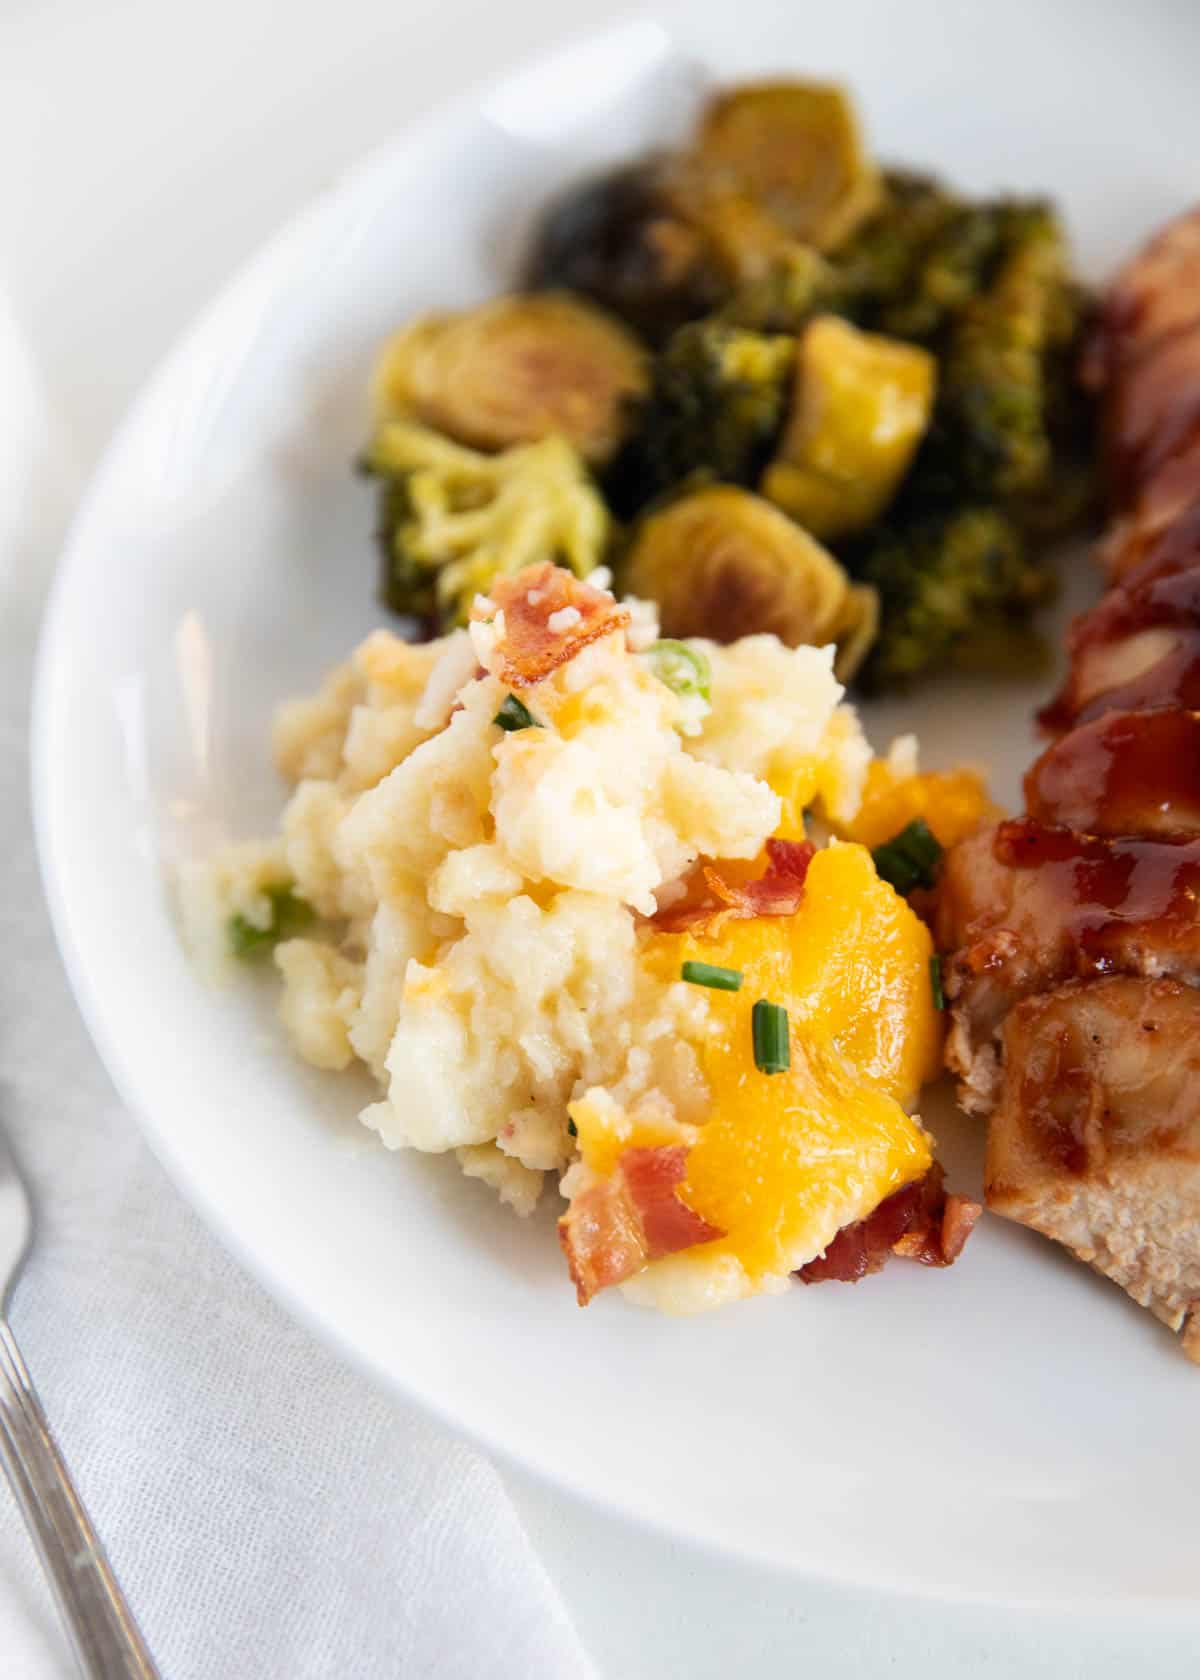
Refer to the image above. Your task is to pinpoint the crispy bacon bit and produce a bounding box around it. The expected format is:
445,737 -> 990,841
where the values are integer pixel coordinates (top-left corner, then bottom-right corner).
796,1165 -> 981,1284
559,1145 -> 723,1305
654,838 -> 816,935
475,563 -> 631,688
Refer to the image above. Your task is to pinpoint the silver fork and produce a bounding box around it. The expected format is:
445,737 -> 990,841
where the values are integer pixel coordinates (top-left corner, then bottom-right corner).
0,1125 -> 160,1678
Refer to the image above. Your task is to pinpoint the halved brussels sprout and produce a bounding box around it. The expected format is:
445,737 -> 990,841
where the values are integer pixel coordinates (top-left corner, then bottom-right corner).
829,584 -> 880,682
678,182 -> 802,287
373,292 -> 648,466
760,315 -> 936,541
621,484 -> 875,676
524,160 -> 732,345
695,81 -> 881,252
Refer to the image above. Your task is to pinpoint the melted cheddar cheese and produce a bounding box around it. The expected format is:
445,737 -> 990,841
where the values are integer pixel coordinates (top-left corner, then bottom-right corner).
833,761 -> 994,851
572,842 -> 941,1301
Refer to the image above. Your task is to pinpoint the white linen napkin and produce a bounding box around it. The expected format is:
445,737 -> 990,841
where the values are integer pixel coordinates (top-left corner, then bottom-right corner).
0,291 -> 597,1678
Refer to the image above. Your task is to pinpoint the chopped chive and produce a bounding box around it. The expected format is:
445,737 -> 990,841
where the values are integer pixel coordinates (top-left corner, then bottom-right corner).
493,694 -> 541,732
229,884 -> 314,960
871,818 -> 943,895
643,639 -> 712,702
929,953 -> 945,1010
752,998 -> 790,1075
567,1118 -> 578,1138
681,960 -> 743,992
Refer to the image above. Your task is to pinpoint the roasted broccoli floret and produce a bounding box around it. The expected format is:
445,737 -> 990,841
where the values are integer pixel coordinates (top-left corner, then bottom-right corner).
855,506 -> 1053,689
607,320 -> 794,513
834,199 -> 1090,691
713,243 -> 834,333
826,172 -> 997,340
374,476 -> 436,624
365,420 -> 611,631
830,179 -> 1083,409
917,202 -> 1079,504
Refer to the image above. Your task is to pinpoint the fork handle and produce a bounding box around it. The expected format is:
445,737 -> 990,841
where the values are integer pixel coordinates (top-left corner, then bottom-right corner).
0,1318 -> 160,1679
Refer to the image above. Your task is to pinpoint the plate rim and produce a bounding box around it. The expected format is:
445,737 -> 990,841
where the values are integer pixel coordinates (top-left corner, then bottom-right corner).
29,13 -> 1200,1612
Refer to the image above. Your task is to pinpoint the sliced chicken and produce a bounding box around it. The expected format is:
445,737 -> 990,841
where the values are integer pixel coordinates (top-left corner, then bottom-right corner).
1085,207 -> 1200,508
1025,709 -> 1200,836
988,976 -> 1200,1361
938,820 -> 1200,1104
1040,547 -> 1200,730
1084,207 -> 1200,389
1102,442 -> 1200,581
1105,322 -> 1200,504
938,206 -> 1200,1360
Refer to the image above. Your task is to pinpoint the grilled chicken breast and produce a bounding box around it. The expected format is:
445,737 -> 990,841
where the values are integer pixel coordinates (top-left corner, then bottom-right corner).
939,207 -> 1200,1360
988,976 -> 1200,1356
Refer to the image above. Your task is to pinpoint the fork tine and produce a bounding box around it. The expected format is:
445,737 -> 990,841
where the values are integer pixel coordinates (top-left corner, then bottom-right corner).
0,1120 -> 32,1307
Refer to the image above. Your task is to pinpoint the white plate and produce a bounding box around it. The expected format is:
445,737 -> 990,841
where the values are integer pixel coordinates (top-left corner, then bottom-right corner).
33,8 -> 1200,1606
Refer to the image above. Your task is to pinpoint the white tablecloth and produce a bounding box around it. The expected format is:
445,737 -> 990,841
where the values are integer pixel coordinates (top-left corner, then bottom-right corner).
3,4 -> 1199,1676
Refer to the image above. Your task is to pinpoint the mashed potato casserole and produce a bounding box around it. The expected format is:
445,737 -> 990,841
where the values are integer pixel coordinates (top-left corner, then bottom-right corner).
186,564 -> 985,1310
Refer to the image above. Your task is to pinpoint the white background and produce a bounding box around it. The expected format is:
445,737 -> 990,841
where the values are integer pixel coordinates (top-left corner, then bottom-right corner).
4,2 -> 1200,1673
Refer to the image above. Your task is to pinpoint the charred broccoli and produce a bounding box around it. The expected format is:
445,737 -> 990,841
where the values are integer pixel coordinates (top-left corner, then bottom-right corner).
836,200 -> 1091,690
828,173 -> 1006,343
607,319 -> 794,513
365,420 -> 611,631
837,191 -> 1091,528
915,202 -> 1080,505
854,506 -> 1053,688
713,243 -> 834,333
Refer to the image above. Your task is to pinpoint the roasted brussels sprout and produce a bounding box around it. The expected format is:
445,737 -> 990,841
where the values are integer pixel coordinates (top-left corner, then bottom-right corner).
365,419 -> 611,630
761,315 -> 936,541
373,292 -> 648,467
621,484 -> 877,675
854,505 -> 1053,688
829,583 -> 881,682
525,159 -> 732,345
695,81 -> 881,251
607,320 -> 795,512
526,80 -> 879,339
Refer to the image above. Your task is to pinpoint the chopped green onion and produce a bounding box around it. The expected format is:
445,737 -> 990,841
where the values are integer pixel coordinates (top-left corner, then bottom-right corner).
681,960 -> 743,992
929,953 -> 945,1011
229,884 -> 314,960
871,818 -> 943,895
493,694 -> 541,732
643,639 -> 711,702
752,998 -> 791,1075
567,1118 -> 578,1138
